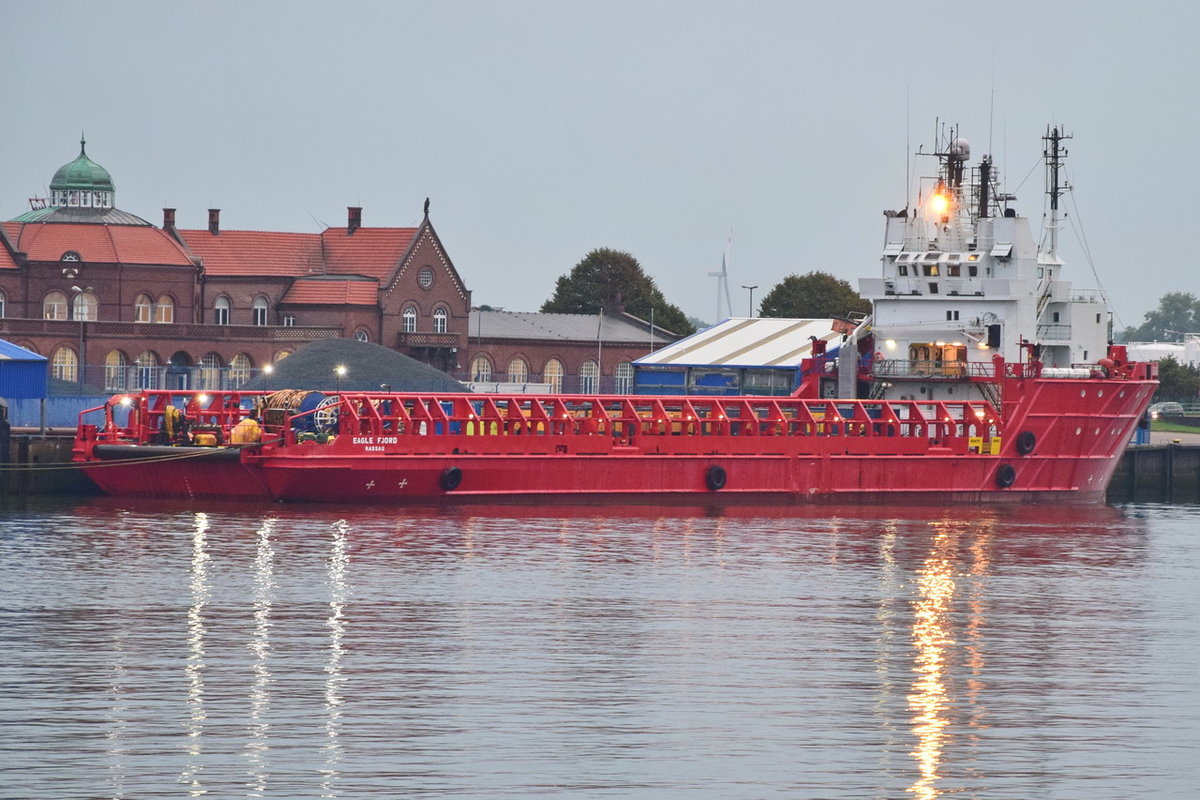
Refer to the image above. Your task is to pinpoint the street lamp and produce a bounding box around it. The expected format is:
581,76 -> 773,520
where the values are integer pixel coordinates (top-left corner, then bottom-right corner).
262,363 -> 273,392
741,285 -> 758,318
334,364 -> 347,398
70,285 -> 93,386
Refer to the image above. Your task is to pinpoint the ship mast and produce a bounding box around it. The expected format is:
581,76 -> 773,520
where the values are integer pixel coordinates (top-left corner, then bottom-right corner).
1042,125 -> 1071,258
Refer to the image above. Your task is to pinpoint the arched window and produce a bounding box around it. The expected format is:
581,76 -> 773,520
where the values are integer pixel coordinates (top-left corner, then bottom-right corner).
135,351 -> 160,389
0,289 -> 6,318
199,352 -> 223,390
614,361 -> 634,393
252,296 -> 269,326
433,307 -> 448,334
134,293 -> 153,323
155,295 -> 174,324
273,349 -> 292,363
229,353 -> 253,388
52,347 -> 78,382
43,291 -> 68,320
507,357 -> 528,384
104,350 -> 128,392
402,305 -> 417,333
470,355 -> 492,382
579,359 -> 599,394
543,358 -> 564,393
355,329 -> 369,343
214,296 -> 230,325
72,291 -> 98,321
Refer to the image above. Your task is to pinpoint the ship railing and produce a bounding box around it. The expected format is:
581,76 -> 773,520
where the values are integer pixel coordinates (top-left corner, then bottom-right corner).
76,390 -> 1007,451
299,392 -> 1004,447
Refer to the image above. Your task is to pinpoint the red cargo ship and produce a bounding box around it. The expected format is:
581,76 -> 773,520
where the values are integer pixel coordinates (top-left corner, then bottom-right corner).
72,126 -> 1157,504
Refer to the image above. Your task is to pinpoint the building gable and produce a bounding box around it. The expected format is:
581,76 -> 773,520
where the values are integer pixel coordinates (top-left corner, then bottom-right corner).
384,219 -> 469,306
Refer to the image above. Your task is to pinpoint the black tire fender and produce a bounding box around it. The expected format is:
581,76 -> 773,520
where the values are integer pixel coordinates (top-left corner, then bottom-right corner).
1016,430 -> 1037,456
995,463 -> 1017,488
706,464 -> 727,491
440,466 -> 463,491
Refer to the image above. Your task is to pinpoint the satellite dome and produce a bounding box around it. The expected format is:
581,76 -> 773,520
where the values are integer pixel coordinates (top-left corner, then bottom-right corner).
950,138 -> 970,159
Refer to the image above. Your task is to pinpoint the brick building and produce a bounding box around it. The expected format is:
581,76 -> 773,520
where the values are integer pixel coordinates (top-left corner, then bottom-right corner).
1,140 -> 679,394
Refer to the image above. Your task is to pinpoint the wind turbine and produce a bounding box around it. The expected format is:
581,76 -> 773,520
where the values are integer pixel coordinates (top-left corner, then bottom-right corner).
708,232 -> 734,321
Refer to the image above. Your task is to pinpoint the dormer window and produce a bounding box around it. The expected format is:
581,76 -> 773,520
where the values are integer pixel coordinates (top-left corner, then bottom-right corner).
61,251 -> 81,262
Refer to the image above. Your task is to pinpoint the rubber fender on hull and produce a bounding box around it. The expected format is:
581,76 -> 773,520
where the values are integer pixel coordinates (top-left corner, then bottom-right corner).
995,463 -> 1017,488
706,464 -> 727,491
440,466 -> 463,491
1015,430 -> 1037,456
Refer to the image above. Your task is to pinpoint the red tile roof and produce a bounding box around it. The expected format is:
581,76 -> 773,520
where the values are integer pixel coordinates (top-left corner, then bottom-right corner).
178,226 -> 417,279
1,221 -> 194,266
0,227 -> 19,270
282,278 -> 379,305
321,227 -> 417,280
177,230 -> 324,276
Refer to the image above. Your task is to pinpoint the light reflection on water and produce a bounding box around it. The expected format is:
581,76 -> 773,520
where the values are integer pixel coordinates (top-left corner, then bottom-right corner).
1,498 -> 1198,799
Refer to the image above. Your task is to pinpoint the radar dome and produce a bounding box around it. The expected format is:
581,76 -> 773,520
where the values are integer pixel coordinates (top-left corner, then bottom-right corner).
950,138 -> 970,159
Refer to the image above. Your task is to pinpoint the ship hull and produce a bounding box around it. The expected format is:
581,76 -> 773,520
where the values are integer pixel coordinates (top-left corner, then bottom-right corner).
76,375 -> 1153,505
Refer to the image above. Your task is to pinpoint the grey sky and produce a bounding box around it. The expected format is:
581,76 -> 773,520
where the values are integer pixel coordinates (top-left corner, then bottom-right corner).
3,1 -> 1196,331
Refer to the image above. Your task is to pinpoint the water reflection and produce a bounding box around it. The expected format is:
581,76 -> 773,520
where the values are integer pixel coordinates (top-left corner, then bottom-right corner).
906,517 -> 996,799
104,620 -> 129,800
181,511 -> 211,796
5,497 -> 1182,799
322,519 -> 350,797
245,517 -> 276,797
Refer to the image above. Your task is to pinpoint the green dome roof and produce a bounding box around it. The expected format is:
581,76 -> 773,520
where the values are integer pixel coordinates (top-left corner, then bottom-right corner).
50,138 -> 114,193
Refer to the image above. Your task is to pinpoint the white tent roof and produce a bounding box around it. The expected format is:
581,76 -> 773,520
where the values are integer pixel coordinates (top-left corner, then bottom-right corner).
635,318 -> 844,368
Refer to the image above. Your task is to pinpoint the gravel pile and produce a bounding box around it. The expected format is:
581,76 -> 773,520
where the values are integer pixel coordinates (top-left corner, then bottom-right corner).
241,338 -> 469,392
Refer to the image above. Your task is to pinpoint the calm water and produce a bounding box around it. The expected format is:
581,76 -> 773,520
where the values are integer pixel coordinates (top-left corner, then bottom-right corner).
1,497 -> 1197,799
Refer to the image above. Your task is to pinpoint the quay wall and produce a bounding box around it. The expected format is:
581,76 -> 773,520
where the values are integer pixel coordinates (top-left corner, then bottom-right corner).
1107,444 -> 1200,504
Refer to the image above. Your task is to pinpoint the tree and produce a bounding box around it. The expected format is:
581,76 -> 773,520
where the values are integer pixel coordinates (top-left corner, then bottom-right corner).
1154,355 -> 1200,402
541,248 -> 696,336
1120,291 -> 1200,342
758,271 -> 870,319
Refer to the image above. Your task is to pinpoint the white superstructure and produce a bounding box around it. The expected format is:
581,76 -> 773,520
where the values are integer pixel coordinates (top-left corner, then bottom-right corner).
858,126 -> 1110,402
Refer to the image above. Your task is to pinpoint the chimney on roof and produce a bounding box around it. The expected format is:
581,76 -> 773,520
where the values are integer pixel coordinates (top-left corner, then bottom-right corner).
162,208 -> 176,230
347,206 -> 362,234
208,208 -> 220,235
